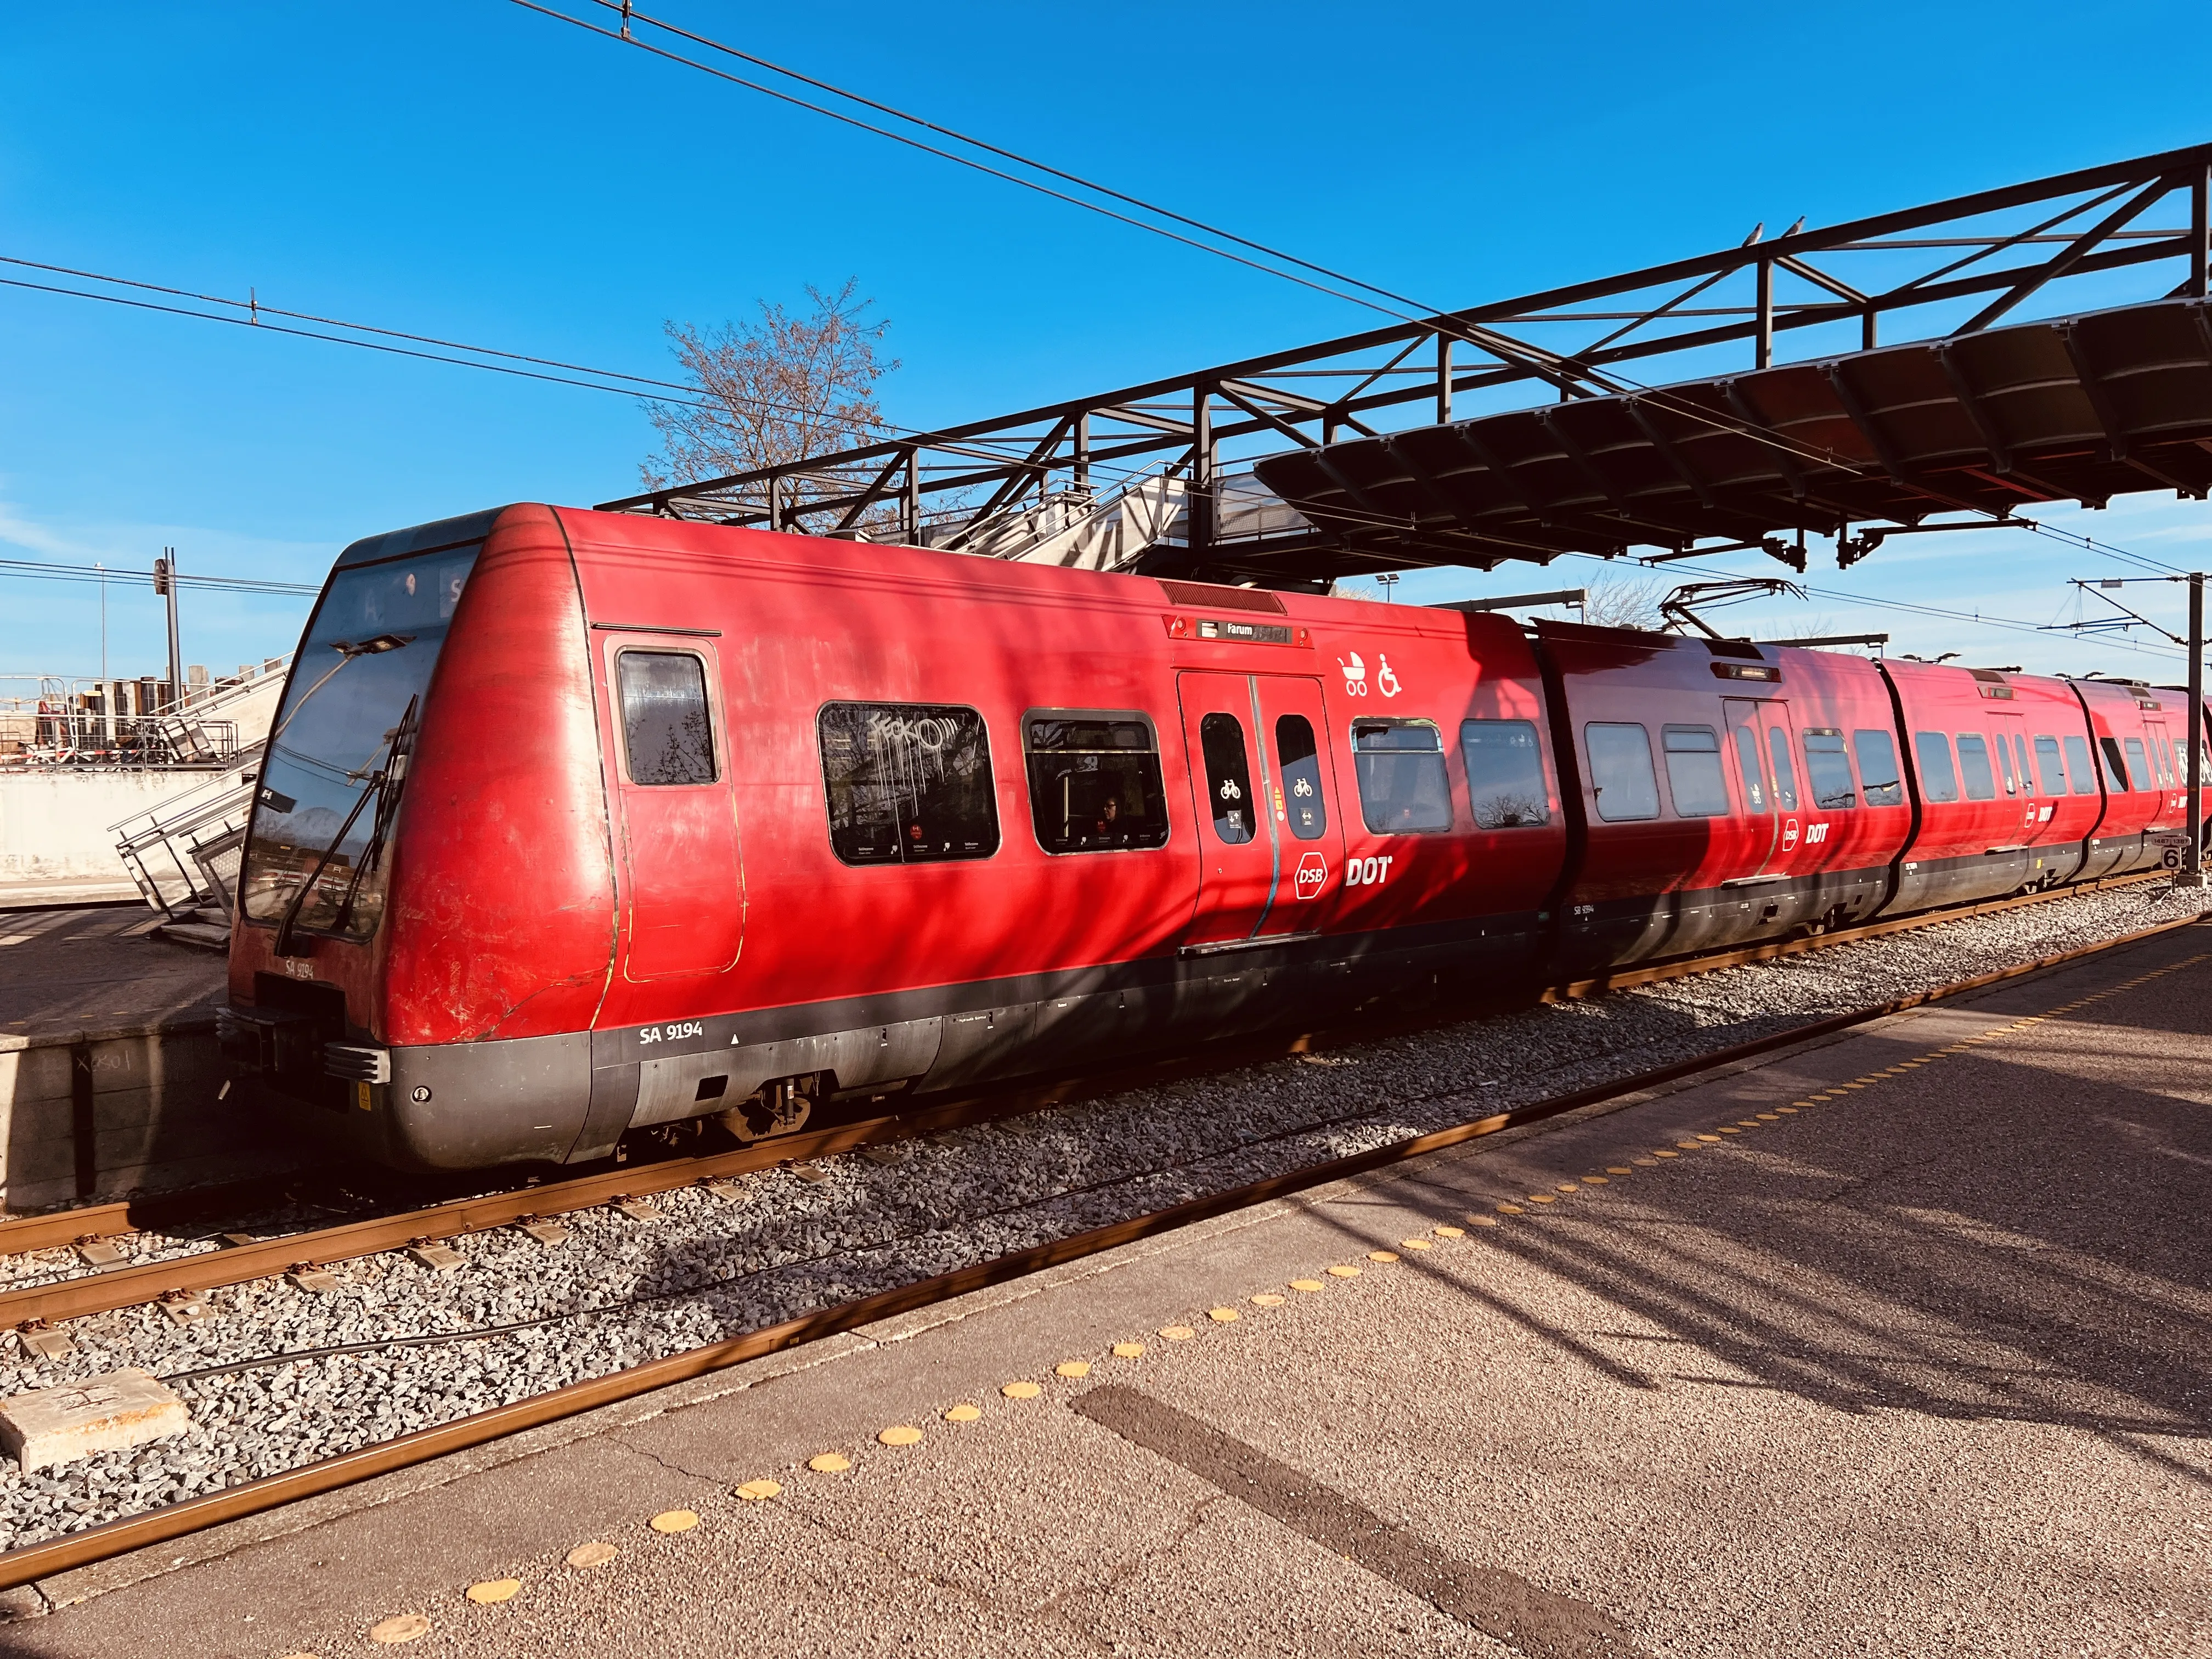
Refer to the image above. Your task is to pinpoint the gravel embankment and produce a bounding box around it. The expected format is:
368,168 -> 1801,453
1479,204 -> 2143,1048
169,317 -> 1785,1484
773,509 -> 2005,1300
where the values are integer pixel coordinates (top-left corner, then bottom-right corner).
0,879 -> 2199,1548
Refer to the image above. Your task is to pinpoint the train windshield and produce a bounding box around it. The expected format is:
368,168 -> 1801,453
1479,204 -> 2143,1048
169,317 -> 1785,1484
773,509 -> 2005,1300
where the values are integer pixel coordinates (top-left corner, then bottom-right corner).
239,546 -> 478,942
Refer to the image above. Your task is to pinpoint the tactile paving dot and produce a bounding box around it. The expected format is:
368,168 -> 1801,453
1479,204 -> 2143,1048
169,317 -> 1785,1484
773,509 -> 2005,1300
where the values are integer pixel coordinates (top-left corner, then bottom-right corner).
1466,1216 -> 1499,1228
1111,1341 -> 1147,1357
1580,1177 -> 1609,1186
1606,1166 -> 1633,1175
1003,1379 -> 1045,1396
1325,1265 -> 1362,1278
1526,1194 -> 1556,1204
1289,1279 -> 1325,1291
1366,1251 -> 1400,1263
566,1543 -> 618,1570
1398,1239 -> 1432,1250
945,1403 -> 984,1421
1250,1293 -> 1286,1306
736,1479 -> 784,1499
1653,1151 -> 1680,1159
878,1425 -> 923,1447
807,1453 -> 852,1472
1208,1306 -> 1240,1322
1434,1225 -> 1465,1238
1160,1325 -> 1197,1340
650,1510 -> 699,1534
466,1579 -> 521,1605
1497,1201 -> 1527,1212
368,1615 -> 430,1644
1057,1360 -> 1092,1378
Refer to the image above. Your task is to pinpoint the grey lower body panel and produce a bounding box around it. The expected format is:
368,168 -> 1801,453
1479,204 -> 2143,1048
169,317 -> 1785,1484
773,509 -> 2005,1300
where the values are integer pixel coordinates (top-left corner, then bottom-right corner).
250,1030 -> 597,1174
1557,866 -> 1887,978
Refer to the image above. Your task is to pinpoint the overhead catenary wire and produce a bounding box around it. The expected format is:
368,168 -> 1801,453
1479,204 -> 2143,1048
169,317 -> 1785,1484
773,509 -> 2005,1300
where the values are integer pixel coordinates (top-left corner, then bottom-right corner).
507,0 -> 1908,479
0,555 -> 318,597
1,253 -> 2180,654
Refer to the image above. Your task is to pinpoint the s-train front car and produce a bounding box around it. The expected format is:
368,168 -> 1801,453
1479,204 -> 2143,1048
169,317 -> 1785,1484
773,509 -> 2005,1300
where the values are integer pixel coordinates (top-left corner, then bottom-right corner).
218,504 -> 2211,1172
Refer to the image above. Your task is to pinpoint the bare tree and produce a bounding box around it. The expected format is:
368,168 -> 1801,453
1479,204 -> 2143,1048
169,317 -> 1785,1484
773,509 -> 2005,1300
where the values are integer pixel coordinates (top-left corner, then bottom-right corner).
1577,572 -> 1665,631
640,279 -> 897,505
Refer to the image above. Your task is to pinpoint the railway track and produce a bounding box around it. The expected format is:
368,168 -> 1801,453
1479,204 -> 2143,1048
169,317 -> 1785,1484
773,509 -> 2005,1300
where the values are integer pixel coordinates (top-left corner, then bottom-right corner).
0,868 -> 2170,1328
0,894 -> 2199,1594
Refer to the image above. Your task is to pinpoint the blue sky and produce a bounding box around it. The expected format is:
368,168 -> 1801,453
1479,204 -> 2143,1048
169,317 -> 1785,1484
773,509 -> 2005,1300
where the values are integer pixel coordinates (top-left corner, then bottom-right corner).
3,1 -> 2209,687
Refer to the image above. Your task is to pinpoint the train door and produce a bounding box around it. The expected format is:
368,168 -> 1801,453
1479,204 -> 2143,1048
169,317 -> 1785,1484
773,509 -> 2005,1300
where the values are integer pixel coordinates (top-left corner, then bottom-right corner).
1176,672 -> 1345,946
1725,698 -> 1820,877
1989,713 -> 2039,843
601,634 -> 745,980
2141,715 -> 2176,807
1723,699 -> 1781,873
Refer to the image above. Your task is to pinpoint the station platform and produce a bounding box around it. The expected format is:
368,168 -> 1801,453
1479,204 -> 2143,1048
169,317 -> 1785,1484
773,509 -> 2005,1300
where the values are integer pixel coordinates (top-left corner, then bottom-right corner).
9,923 -> 2209,1658
0,907 -> 246,1213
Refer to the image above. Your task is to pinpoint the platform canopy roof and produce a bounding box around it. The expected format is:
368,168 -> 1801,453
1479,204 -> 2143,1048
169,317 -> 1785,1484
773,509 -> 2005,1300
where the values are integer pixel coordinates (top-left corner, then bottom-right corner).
1249,296 -> 2212,574
603,143 -> 2212,588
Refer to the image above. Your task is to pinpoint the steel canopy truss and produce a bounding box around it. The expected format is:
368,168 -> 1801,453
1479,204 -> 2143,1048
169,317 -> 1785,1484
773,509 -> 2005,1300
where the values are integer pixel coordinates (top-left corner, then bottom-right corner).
598,144 -> 2212,583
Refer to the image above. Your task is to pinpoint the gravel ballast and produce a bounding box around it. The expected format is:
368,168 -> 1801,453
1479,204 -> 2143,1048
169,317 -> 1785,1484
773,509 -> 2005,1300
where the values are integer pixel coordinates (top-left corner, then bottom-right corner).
0,878 -> 2200,1548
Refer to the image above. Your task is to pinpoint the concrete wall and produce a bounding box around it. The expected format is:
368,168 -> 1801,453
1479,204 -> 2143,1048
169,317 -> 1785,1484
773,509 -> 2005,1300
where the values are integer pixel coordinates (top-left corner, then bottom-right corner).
0,771 -> 224,884
0,1023 -> 304,1211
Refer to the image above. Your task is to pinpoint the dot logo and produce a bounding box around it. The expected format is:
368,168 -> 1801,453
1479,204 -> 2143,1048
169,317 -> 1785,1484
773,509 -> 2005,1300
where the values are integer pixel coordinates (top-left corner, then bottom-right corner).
1294,852 -> 1329,900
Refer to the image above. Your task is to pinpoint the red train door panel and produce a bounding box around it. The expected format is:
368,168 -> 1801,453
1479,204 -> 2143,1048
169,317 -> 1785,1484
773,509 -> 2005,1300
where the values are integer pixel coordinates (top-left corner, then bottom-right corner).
602,635 -> 745,981
1253,676 -> 1345,927
1724,699 -> 1781,873
1177,672 -> 1343,945
1990,713 -> 2039,845
1727,698 -> 1821,877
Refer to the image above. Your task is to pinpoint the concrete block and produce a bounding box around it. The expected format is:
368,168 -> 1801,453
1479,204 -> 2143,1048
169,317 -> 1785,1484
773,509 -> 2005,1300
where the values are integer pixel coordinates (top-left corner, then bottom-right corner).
0,1369 -> 190,1471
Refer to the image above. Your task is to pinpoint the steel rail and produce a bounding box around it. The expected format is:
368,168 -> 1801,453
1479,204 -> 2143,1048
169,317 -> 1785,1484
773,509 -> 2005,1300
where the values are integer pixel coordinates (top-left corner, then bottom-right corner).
0,907 -> 2199,1594
0,870 -> 2169,1296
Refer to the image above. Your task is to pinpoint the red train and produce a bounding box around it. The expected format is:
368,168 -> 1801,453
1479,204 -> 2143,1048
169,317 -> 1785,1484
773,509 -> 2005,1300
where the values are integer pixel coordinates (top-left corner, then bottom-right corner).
218,504 -> 2209,1171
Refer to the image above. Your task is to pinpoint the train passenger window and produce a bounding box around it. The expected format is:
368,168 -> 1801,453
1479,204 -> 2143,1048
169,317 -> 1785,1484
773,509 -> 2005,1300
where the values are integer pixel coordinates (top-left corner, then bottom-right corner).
2064,734 -> 2097,794
1993,735 -> 2018,795
1200,713 -> 1256,844
1914,732 -> 1960,803
1351,719 -> 1453,833
1733,728 -> 1768,813
2157,735 -> 2177,785
2098,736 -> 2130,792
1661,726 -> 1730,818
1767,729 -> 1799,812
2014,733 -> 2035,794
1459,719 -> 1550,828
1853,730 -> 1904,806
1956,735 -> 1996,800
1585,723 -> 1660,822
817,702 -> 1000,865
1024,713 -> 1170,854
2125,737 -> 2151,791
2034,735 -> 2067,795
617,651 -> 716,785
1802,730 -> 1857,810
1274,716 -> 1328,840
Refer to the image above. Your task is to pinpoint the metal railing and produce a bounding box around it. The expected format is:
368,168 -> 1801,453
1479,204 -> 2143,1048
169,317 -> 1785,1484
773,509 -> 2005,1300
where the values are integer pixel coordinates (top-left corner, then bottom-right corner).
110,756 -> 262,926
0,657 -> 290,769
